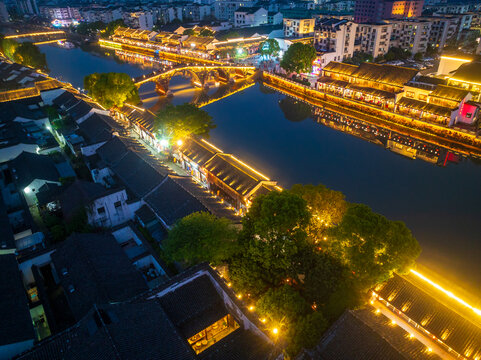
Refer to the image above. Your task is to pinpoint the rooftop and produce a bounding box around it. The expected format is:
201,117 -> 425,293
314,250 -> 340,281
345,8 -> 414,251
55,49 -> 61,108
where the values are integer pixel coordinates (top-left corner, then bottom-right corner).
429,85 -> 470,102
51,233 -> 149,320
0,254 -> 35,347
10,151 -> 61,189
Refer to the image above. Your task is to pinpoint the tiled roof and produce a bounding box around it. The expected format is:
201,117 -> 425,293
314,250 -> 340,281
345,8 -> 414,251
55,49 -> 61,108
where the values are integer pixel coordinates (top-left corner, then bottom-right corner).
451,61 -> 481,85
323,61 -> 358,76
77,113 -> 124,145
145,176 -> 208,227
17,301 -> 194,360
429,85 -> 470,102
67,100 -> 94,122
376,273 -> 481,359
204,153 -> 269,196
51,233 -> 149,320
317,309 -> 439,359
10,151 -> 60,188
52,91 -> 80,110
352,63 -> 418,88
179,137 -> 219,167
397,97 -> 453,117
0,254 -> 35,347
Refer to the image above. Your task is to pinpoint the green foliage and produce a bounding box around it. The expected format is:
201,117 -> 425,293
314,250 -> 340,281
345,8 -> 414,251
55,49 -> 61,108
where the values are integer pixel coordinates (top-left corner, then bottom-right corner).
344,51 -> 373,65
76,21 -> 106,36
257,285 -> 309,325
1,37 -> 19,60
84,72 -> 140,109
164,212 -> 238,266
217,31 -> 241,41
381,47 -> 412,62
280,43 -> 316,74
290,183 -> 347,233
413,52 -> 423,61
287,312 -> 328,356
260,39 -> 280,57
154,103 -> 215,141
101,19 -> 126,39
326,203 -> 421,289
426,44 -> 438,57
199,28 -> 214,37
183,29 -> 195,36
13,42 -> 48,71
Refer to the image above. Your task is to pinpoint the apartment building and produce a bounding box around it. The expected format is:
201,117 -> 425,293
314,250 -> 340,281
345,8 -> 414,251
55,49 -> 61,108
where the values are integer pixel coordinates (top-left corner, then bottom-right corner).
283,17 -> 315,38
314,18 -> 357,61
389,19 -> 431,55
39,6 -> 81,20
234,6 -> 268,27
214,0 -> 256,21
0,1 -> 9,22
356,22 -> 392,58
124,11 -> 154,30
80,7 -> 123,23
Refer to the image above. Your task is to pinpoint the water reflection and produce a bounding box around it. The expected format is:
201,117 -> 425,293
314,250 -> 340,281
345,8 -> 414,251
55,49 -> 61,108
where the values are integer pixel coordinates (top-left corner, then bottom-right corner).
278,97 -> 313,123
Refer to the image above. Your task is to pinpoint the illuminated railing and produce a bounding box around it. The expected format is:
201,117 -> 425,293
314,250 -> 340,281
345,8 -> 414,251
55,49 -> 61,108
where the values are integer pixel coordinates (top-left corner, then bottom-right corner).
4,30 -> 65,39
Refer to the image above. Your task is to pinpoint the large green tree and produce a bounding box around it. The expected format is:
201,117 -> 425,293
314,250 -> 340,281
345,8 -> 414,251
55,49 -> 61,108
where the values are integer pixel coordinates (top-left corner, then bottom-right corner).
290,184 -> 347,241
13,42 -> 48,71
287,312 -> 328,357
326,203 -> 421,288
256,285 -> 309,325
84,72 -> 140,108
280,43 -> 316,74
154,103 -> 215,142
260,39 -> 280,58
164,212 -> 238,266
101,19 -> 126,39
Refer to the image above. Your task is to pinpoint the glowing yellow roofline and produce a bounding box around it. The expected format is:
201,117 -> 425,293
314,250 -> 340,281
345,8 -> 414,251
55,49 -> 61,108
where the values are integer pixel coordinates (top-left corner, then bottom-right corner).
230,155 -> 270,181
448,78 -> 481,87
440,56 -> 472,63
201,138 -> 224,153
4,30 -> 64,39
410,269 -> 481,316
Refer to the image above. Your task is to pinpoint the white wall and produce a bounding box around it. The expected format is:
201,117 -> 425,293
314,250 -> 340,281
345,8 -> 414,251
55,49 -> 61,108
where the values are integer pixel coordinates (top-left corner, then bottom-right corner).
18,250 -> 55,285
88,189 -> 132,228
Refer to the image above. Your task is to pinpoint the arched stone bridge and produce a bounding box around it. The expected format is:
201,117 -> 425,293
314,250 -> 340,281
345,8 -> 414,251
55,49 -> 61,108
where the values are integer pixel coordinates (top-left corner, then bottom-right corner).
134,65 -> 257,95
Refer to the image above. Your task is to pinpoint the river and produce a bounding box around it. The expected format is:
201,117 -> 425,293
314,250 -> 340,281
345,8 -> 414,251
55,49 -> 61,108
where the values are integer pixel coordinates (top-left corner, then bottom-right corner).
40,43 -> 481,297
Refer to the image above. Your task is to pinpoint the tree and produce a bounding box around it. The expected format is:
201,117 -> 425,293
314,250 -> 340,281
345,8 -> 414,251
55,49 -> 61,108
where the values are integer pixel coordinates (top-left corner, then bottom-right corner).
154,103 -> 215,142
280,43 -> 316,74
413,52 -> 423,61
183,28 -> 195,36
199,28 -> 214,37
229,191 -> 311,292
13,42 -> 48,71
290,184 -> 347,234
164,212 -> 238,266
383,47 -> 411,62
344,51 -> 373,65
84,72 -> 140,109
287,312 -> 328,356
101,19 -> 126,39
259,39 -> 280,58
256,285 -> 309,325
1,37 -> 19,60
326,203 -> 421,288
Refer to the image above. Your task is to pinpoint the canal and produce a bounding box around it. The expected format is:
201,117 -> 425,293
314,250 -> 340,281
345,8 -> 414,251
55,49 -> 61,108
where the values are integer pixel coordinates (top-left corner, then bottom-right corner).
41,43 -> 481,295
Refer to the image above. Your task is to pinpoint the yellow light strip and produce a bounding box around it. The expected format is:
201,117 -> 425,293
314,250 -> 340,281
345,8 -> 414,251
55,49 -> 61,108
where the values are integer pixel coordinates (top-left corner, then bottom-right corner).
448,78 -> 481,87
5,30 -> 64,39
201,138 -> 224,153
34,38 -> 66,45
440,56 -> 472,63
230,155 -> 270,180
410,269 -> 481,316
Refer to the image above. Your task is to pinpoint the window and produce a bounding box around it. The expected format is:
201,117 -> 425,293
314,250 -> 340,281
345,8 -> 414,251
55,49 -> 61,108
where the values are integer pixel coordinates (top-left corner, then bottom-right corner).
97,207 -> 105,215
406,91 -> 415,98
114,201 -> 122,209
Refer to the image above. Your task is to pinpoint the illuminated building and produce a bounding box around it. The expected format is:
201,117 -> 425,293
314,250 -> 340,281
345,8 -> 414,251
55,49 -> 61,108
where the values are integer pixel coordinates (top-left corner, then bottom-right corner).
356,23 -> 392,58
388,19 -> 431,55
283,17 -> 315,38
234,6 -> 268,27
354,0 -> 423,23
314,18 -> 357,64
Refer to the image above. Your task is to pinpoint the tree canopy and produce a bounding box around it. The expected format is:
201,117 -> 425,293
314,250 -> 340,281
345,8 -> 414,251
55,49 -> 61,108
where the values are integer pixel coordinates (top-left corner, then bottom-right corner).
84,72 -> 140,109
280,43 -> 316,74
154,103 -> 215,142
260,39 -> 280,58
14,42 -> 48,71
344,51 -> 373,65
326,203 -> 421,289
164,212 -> 238,266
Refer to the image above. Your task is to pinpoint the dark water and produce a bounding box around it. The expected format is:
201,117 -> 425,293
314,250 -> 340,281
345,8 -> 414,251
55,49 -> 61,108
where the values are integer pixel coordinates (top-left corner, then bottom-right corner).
41,44 -> 481,295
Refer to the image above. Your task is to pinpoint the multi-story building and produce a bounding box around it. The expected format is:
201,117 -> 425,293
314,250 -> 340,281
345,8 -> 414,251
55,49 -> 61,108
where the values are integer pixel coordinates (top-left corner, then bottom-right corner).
314,18 -> 357,61
267,11 -> 283,25
39,6 -> 81,20
234,6 -> 268,27
283,17 -> 315,38
179,3 -> 211,22
356,22 -> 392,58
323,0 -> 355,12
16,0 -> 38,15
124,11 -> 154,30
354,0 -> 423,23
0,1 -> 9,22
80,7 -> 123,23
214,0 -> 256,21
389,19 -> 431,55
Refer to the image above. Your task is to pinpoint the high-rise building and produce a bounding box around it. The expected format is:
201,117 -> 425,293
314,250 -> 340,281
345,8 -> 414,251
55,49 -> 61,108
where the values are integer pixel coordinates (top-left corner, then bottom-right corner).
354,0 -> 423,23
16,0 -> 38,15
0,1 -> 9,22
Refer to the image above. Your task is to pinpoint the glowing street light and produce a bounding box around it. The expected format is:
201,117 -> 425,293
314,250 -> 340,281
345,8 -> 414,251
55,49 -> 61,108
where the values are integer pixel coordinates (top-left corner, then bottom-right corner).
160,139 -> 169,147
272,328 -> 279,335
176,139 -> 183,146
